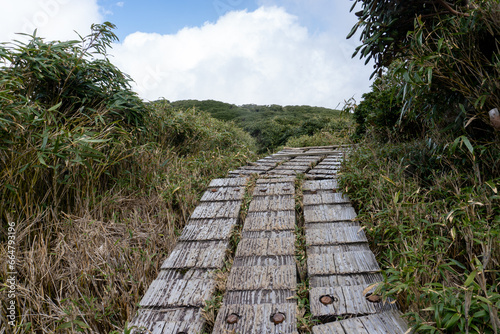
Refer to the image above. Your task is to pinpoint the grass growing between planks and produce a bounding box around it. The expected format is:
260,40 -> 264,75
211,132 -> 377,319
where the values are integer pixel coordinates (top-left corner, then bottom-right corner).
201,175 -> 257,333
293,174 -> 320,333
0,27 -> 257,333
339,137 -> 500,333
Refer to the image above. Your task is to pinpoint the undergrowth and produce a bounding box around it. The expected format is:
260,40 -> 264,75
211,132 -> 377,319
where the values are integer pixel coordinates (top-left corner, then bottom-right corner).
0,26 -> 257,333
339,135 -> 500,333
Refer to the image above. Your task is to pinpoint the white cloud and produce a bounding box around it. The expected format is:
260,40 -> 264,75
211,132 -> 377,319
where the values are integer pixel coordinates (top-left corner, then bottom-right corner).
116,2 -> 124,8
110,6 -> 372,108
0,0 -> 102,43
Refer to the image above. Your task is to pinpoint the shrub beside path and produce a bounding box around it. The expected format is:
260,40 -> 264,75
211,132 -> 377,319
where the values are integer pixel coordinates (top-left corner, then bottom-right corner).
129,146 -> 410,333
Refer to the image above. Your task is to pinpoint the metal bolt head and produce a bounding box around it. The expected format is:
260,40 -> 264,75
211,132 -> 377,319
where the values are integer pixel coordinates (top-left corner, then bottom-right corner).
320,295 -> 335,305
226,313 -> 239,324
271,312 -> 285,324
260,188 -> 268,192
211,188 -> 218,192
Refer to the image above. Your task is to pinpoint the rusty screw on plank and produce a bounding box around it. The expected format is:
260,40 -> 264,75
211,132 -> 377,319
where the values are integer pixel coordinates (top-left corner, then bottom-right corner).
211,188 -> 218,192
226,313 -> 240,324
260,188 -> 268,192
270,312 -> 285,324
320,295 -> 336,305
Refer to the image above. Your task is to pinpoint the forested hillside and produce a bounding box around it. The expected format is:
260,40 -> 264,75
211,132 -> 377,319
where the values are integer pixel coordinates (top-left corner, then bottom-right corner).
169,99 -> 353,152
340,1 -> 500,332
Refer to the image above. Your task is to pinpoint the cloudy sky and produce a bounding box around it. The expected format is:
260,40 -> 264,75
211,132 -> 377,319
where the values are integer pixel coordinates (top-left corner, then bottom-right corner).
0,0 -> 374,108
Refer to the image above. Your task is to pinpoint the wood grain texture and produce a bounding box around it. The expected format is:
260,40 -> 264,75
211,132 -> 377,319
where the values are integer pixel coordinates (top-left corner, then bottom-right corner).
223,289 -> 296,305
307,249 -> 380,275
139,269 -> 216,308
256,177 -> 296,184
305,222 -> 368,246
303,192 -> 350,206
190,200 -> 241,219
304,204 -> 357,222
213,303 -> 298,334
200,187 -> 245,202
179,218 -> 238,241
303,180 -> 339,192
312,310 -> 409,334
229,170 -> 265,176
309,285 -> 396,317
267,169 -> 300,176
161,240 -> 228,269
130,307 -> 205,334
310,273 -> 384,289
227,257 -> 297,290
235,233 -> 295,257
209,177 -> 248,187
253,183 -> 295,196
248,195 -> 295,212
243,210 -> 296,232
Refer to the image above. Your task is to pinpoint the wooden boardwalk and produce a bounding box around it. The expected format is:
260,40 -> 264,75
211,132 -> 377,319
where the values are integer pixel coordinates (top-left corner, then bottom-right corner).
129,145 -> 409,333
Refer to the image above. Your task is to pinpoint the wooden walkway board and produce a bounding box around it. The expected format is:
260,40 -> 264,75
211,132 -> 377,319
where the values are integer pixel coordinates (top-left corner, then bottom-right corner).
303,179 -> 339,191
303,192 -> 350,205
248,195 -> 295,212
161,240 -> 228,269
310,273 -> 384,289
243,210 -> 296,232
130,307 -> 205,334
256,177 -> 295,184
267,169 -> 300,175
227,262 -> 297,290
309,285 -> 396,317
229,170 -> 266,176
223,289 -> 296,305
307,249 -> 380,275
139,269 -> 216,308
304,204 -> 357,222
312,310 -> 409,334
189,200 -> 241,219
179,218 -> 238,241
253,182 -> 295,196
209,177 -> 248,187
213,303 -> 298,334
200,187 -> 245,202
306,222 -> 368,245
235,233 -> 295,257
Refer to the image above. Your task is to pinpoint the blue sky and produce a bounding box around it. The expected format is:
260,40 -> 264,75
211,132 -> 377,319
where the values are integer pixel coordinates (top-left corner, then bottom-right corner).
1,0 -> 373,108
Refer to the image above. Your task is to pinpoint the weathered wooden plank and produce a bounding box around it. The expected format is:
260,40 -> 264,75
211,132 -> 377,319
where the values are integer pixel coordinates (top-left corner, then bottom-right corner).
213,303 -> 298,334
139,269 -> 216,308
305,174 -> 337,180
179,218 -> 238,241
267,169 -> 300,175
209,177 -> 247,187
304,204 -> 357,222
312,310 -> 409,334
310,273 -> 383,289
229,170 -> 265,176
307,249 -> 380,275
303,179 -> 339,191
253,182 -> 295,196
223,289 -> 296,305
308,169 -> 340,175
279,161 -> 314,167
190,200 -> 241,219
256,177 -> 295,184
274,151 -> 337,157
312,321 -> 347,334
243,210 -> 296,232
235,233 -> 295,257
226,265 -> 297,290
237,165 -> 273,171
303,192 -> 350,205
200,187 -> 245,202
130,307 -> 205,334
305,222 -> 367,246
248,195 -> 295,212
161,240 -> 228,269
309,286 -> 396,317
316,161 -> 342,166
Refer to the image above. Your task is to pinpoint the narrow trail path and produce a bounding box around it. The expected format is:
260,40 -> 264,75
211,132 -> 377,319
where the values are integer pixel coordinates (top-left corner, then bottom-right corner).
130,146 -> 410,333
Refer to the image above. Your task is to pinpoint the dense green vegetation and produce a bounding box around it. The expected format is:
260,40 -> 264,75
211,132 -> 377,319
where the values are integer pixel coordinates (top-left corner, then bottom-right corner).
169,99 -> 353,152
0,24 -> 257,333
342,1 -> 500,332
